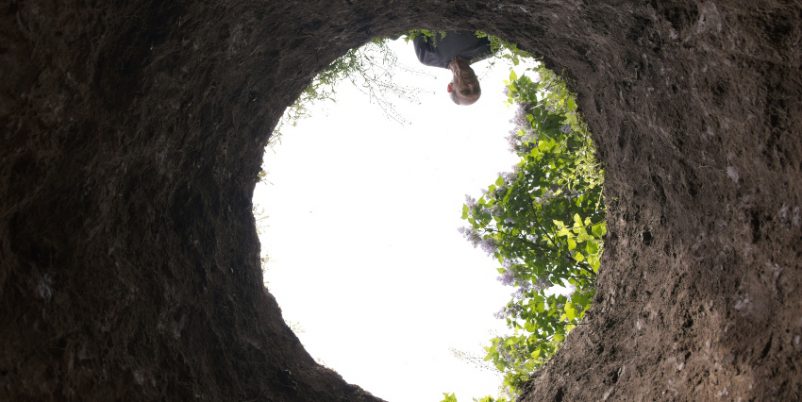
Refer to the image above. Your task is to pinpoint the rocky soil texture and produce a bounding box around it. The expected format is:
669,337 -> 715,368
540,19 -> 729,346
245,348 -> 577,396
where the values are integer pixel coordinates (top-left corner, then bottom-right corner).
2,1 -> 800,401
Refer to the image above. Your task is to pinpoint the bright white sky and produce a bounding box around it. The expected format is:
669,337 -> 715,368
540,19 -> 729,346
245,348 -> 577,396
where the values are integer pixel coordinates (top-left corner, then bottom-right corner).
253,38 -> 537,402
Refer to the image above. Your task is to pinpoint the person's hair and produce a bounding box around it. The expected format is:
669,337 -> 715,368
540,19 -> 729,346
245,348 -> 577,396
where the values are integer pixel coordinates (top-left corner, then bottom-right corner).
450,82 -> 481,105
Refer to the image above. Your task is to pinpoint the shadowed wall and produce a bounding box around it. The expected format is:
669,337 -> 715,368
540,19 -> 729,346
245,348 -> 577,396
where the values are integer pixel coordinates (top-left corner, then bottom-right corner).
2,1 -> 800,400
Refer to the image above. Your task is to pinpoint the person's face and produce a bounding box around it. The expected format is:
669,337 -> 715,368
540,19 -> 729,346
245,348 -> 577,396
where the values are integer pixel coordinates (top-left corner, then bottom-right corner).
448,58 -> 481,104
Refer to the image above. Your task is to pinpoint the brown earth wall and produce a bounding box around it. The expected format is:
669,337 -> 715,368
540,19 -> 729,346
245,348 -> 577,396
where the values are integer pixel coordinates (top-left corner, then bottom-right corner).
1,1 -> 800,401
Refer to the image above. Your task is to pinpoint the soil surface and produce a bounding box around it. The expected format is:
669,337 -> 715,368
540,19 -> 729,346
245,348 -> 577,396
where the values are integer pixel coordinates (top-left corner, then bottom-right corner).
2,1 -> 801,401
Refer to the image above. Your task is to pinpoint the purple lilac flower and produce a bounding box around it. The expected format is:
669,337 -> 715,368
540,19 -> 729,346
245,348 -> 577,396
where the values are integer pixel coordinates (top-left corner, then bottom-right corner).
522,132 -> 536,144
533,276 -> 552,292
497,269 -> 515,286
464,195 -> 477,208
494,308 -> 506,319
506,132 -> 522,152
479,237 -> 497,255
458,227 -> 482,247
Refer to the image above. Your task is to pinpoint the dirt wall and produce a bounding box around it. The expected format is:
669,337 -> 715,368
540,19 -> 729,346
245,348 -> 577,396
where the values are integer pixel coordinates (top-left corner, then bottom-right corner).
1,1 -> 800,401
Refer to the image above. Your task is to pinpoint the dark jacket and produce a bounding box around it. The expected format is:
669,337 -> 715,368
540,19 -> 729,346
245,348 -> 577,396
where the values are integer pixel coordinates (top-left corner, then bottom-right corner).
413,32 -> 493,69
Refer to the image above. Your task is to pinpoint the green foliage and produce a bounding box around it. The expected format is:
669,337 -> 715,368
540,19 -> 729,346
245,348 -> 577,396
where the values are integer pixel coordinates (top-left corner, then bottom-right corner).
460,58 -> 605,397
475,31 -> 529,67
440,392 -> 458,402
439,392 -> 510,402
474,396 -> 511,402
403,29 -> 447,45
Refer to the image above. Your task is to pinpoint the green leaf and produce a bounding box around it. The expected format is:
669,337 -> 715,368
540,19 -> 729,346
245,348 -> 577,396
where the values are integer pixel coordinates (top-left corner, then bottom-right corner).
534,297 -> 546,313
574,252 -> 585,262
589,254 -> 601,272
567,238 -> 577,250
573,213 -> 583,228
591,222 -> 607,237
564,301 -> 577,320
584,240 -> 599,255
440,392 -> 458,402
524,321 -> 537,333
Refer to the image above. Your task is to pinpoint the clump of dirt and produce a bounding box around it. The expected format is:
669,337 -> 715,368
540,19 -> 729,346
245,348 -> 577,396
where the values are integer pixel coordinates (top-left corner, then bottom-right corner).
1,1 -> 800,401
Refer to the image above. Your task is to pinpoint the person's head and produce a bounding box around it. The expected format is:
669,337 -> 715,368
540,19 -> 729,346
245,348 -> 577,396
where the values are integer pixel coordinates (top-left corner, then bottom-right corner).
447,57 -> 481,105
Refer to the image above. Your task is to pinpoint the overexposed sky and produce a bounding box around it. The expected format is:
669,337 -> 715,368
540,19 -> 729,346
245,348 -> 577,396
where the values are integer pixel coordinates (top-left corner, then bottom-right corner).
254,38 -> 537,402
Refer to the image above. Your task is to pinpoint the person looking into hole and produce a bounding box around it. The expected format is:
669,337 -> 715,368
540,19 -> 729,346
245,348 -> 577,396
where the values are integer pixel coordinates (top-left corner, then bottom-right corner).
413,31 -> 493,106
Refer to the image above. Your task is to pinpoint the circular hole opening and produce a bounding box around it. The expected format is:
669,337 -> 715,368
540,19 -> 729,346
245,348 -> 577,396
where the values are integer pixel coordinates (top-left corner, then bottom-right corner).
254,32 -> 603,401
